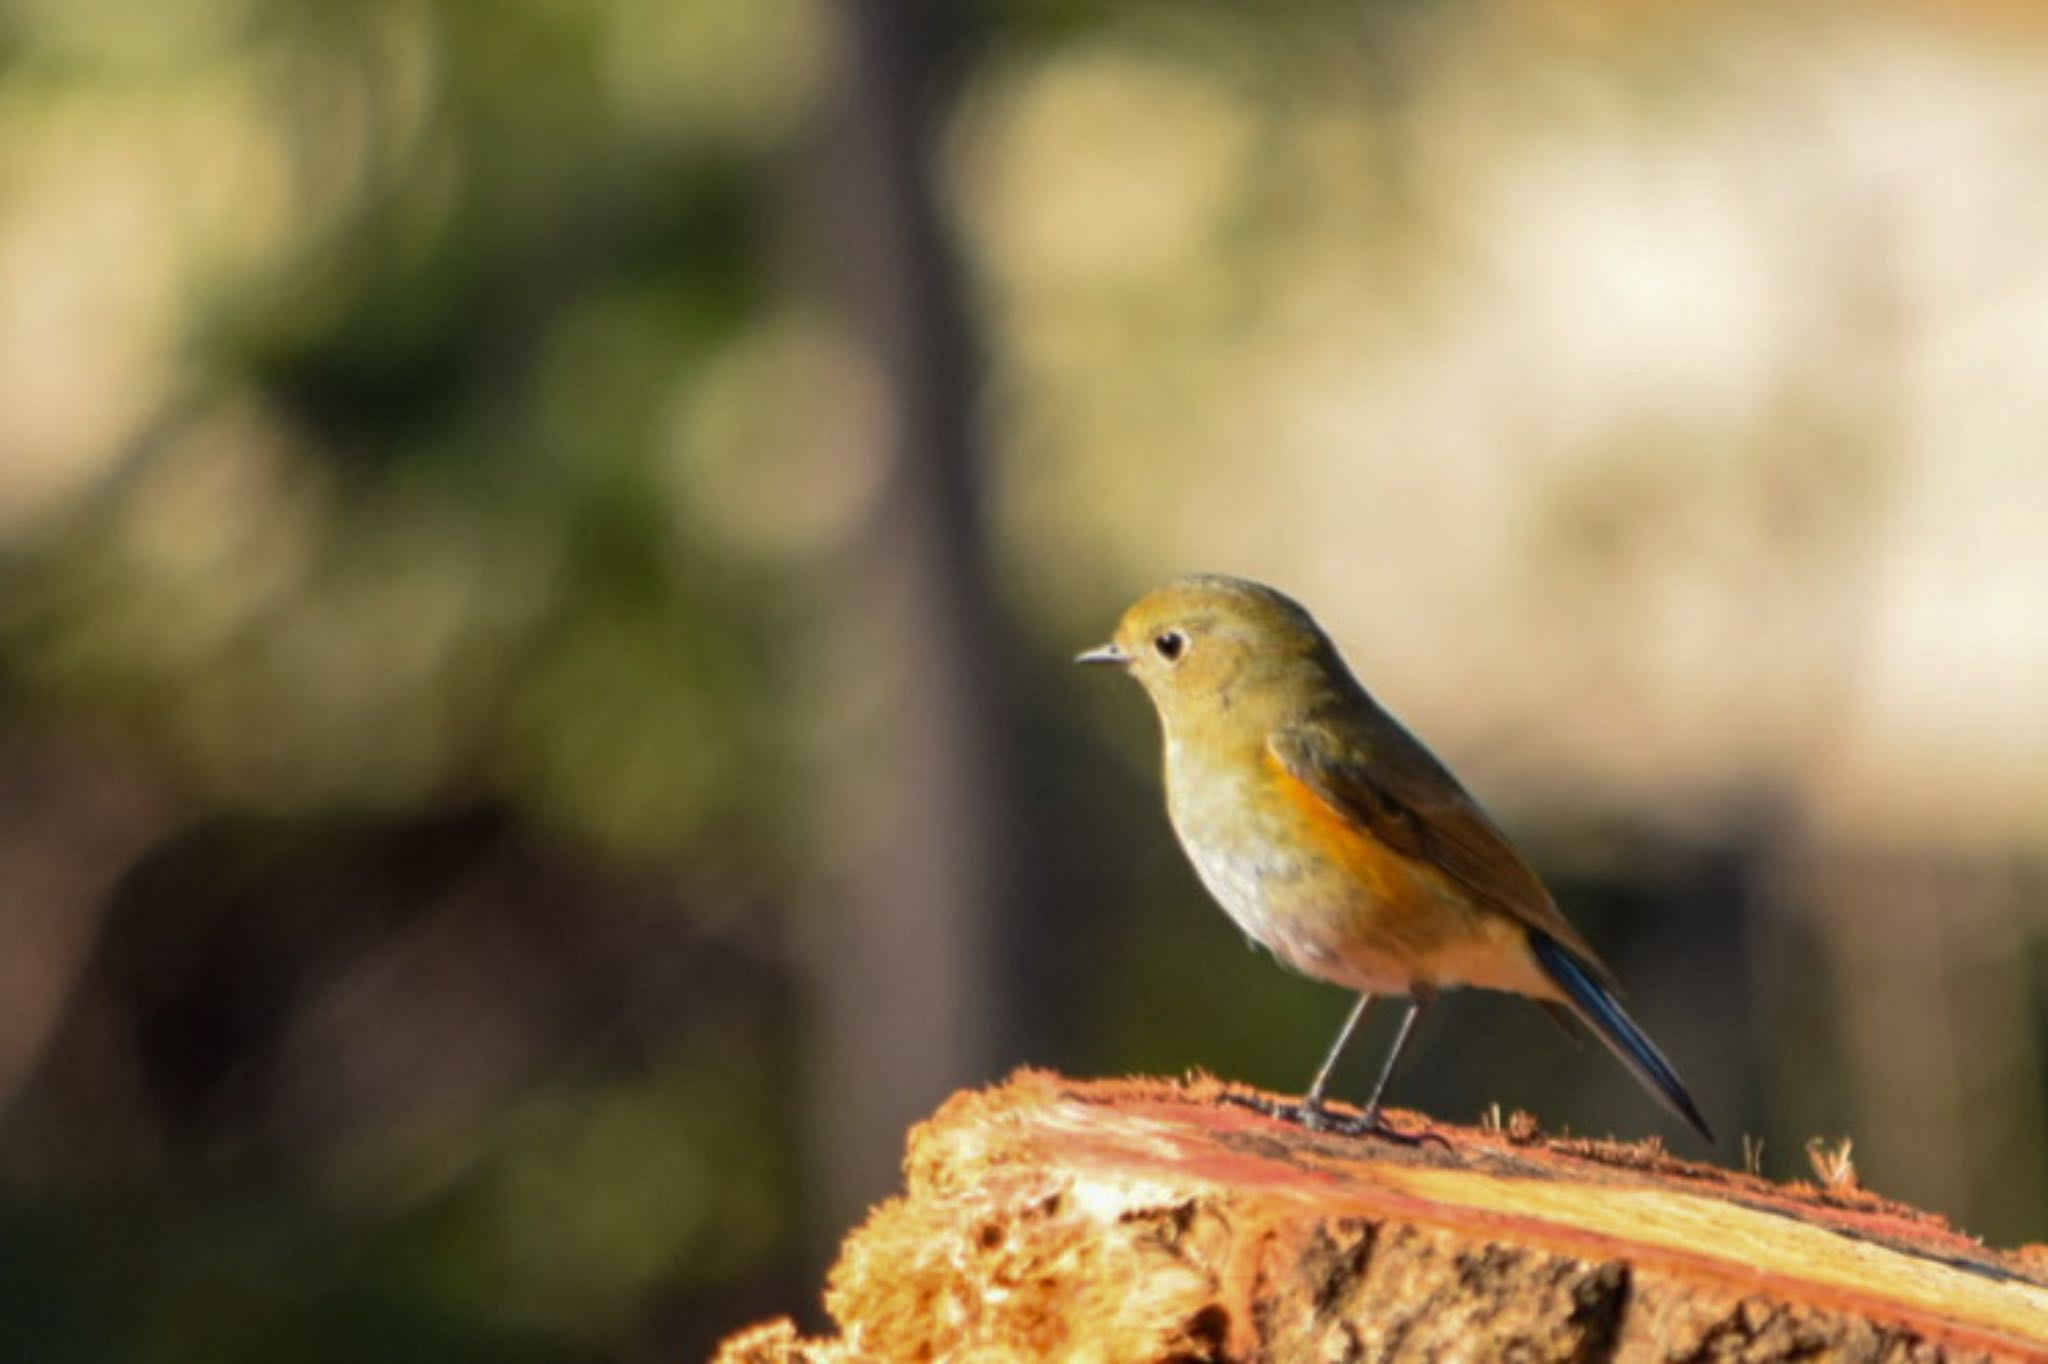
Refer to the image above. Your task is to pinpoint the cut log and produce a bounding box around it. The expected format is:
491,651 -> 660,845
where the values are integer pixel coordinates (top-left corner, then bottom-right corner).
716,1070 -> 2048,1362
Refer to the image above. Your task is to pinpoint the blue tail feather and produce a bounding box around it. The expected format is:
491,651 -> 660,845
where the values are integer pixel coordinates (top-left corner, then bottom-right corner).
1528,931 -> 1714,1143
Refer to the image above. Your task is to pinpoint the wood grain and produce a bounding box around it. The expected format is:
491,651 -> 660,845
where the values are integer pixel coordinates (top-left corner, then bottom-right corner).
716,1070 -> 2048,1361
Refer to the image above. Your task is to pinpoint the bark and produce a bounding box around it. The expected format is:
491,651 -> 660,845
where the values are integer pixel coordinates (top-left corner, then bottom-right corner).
717,1071 -> 2048,1362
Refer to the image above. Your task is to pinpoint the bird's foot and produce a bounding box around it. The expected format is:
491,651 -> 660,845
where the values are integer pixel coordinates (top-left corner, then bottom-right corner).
1221,1090 -> 1320,1127
1316,1107 -> 1448,1147
1220,1089 -> 1302,1122
1221,1092 -> 1446,1147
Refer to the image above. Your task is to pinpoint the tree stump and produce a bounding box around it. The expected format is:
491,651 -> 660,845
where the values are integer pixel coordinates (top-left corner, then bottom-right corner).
716,1070 -> 2048,1361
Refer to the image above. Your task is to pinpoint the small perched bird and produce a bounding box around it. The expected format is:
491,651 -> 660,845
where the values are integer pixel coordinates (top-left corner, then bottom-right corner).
1078,574 -> 1712,1142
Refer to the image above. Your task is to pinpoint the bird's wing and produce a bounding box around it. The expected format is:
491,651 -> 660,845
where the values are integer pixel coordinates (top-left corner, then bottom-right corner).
1268,721 -> 1615,986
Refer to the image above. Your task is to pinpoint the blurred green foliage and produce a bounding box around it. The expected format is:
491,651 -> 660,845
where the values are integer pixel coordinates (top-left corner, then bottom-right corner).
0,0 -> 839,1357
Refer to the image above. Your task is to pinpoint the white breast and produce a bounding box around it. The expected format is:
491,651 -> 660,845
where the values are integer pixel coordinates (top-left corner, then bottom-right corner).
1161,737 -> 1383,988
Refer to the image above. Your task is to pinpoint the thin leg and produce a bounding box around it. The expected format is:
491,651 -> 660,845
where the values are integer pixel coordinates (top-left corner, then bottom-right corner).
1357,988 -> 1434,1129
1303,992 -> 1374,1114
1222,992 -> 1372,1131
1221,988 -> 1446,1145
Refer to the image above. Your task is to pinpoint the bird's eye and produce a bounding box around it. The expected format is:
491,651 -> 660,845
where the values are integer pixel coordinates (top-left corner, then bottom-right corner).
1153,630 -> 1187,663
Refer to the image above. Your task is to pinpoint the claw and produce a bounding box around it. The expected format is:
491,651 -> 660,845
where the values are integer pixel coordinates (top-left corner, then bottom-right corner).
1221,1091 -> 1301,1123
1221,1092 -> 1446,1147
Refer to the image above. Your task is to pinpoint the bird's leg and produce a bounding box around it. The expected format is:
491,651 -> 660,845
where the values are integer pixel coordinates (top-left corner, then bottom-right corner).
1300,992 -> 1373,1128
1223,993 -> 1372,1131
1332,987 -> 1435,1138
1223,990 -> 1447,1144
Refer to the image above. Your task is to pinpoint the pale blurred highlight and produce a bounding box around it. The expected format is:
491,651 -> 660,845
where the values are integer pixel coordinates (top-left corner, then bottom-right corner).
970,8 -> 2048,848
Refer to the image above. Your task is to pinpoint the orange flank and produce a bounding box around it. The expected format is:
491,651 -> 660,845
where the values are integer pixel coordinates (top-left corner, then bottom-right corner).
1261,743 -> 1552,997
1264,747 -> 1458,916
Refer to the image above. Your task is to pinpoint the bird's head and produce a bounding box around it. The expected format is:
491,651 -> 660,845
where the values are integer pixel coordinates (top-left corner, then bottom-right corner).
1076,574 -> 1344,735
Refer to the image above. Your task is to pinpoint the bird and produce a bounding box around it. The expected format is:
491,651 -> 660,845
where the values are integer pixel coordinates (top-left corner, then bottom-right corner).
1077,573 -> 1712,1142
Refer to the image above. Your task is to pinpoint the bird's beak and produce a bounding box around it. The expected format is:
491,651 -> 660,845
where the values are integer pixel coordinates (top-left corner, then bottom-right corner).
1074,642 -> 1130,668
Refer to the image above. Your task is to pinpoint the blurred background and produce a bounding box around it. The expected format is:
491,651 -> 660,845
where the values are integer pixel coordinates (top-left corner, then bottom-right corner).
2,0 -> 2046,1356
